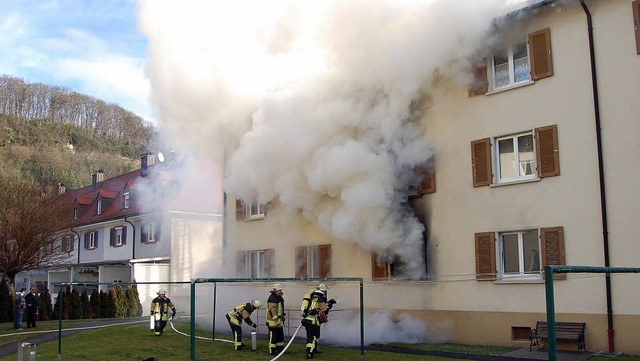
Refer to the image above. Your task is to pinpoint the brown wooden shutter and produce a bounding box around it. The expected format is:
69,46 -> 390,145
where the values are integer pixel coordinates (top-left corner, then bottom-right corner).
371,253 -> 389,280
417,165 -> 436,195
235,199 -> 246,221
141,223 -> 148,243
471,138 -> 492,187
295,247 -> 308,278
264,249 -> 275,277
264,200 -> 275,216
122,226 -> 127,245
634,1 -> 640,54
528,28 -> 553,80
94,231 -> 98,249
156,222 -> 161,242
475,232 -> 496,280
468,59 -> 488,97
236,252 -> 246,276
540,226 -> 566,280
319,244 -> 332,277
535,125 -> 560,178
84,233 -> 89,250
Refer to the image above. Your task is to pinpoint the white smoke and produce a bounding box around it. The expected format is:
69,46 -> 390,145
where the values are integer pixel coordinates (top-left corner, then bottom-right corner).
138,0 -> 521,278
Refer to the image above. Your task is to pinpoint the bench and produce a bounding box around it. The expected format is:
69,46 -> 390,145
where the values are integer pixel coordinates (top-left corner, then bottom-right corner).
530,321 -> 586,352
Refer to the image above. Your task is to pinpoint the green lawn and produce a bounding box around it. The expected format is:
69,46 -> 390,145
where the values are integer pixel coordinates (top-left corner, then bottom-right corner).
0,319 -> 639,361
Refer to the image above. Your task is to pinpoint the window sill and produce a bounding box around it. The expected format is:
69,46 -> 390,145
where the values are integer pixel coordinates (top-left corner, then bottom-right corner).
485,80 -> 534,95
495,278 -> 544,285
490,177 -> 540,188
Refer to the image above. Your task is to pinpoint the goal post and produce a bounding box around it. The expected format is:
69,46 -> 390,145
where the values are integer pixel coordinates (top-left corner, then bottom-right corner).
544,265 -> 640,361
188,277 -> 365,361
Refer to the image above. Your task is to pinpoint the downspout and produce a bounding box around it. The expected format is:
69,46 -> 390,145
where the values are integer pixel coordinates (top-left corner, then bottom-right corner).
71,229 -> 81,264
579,0 -> 614,353
124,217 -> 136,281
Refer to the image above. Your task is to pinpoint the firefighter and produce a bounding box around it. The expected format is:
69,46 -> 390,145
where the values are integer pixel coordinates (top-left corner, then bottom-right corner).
226,300 -> 262,350
266,283 -> 285,355
150,289 -> 176,336
300,283 -> 337,359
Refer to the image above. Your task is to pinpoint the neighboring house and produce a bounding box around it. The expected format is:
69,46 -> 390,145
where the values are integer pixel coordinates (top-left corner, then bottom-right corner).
17,153 -> 223,310
225,0 -> 640,354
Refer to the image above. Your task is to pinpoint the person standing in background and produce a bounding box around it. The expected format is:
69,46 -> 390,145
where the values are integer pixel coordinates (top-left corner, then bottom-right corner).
25,287 -> 38,328
15,288 -> 27,330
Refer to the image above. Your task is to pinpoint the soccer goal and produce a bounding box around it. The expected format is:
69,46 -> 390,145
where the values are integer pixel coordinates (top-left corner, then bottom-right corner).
543,265 -> 640,361
187,277 -> 364,361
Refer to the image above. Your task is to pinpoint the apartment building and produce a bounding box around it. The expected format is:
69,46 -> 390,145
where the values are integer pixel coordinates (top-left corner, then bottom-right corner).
225,0 -> 640,353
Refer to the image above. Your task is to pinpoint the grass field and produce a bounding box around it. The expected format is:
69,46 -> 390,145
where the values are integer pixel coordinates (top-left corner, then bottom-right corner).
0,318 -> 639,361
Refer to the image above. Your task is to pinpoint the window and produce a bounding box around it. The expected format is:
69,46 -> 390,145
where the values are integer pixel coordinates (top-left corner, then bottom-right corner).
237,249 -> 274,277
110,226 -> 126,247
471,125 -> 559,187
371,253 -> 413,281
468,28 -> 553,96
62,235 -> 74,253
498,230 -> 540,280
73,207 -> 78,220
496,132 -> 535,183
141,221 -> 160,244
97,199 -> 102,215
492,41 -> 530,89
474,226 -> 565,281
84,231 -> 98,250
123,192 -> 130,209
295,245 -> 332,278
235,198 -> 269,221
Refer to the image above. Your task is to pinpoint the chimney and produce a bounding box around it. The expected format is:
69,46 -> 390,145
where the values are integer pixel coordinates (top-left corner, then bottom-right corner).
91,170 -> 104,191
57,183 -> 66,195
140,152 -> 155,177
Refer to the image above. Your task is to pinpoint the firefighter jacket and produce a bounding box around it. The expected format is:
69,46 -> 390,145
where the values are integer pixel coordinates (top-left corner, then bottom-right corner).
150,297 -> 176,322
300,290 -> 328,327
266,291 -> 285,328
227,302 -> 258,328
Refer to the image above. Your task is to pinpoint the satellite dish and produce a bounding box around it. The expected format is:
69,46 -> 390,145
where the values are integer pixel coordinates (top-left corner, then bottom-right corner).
157,152 -> 165,163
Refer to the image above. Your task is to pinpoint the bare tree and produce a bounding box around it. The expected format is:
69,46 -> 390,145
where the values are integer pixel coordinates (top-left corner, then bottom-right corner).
0,174 -> 73,295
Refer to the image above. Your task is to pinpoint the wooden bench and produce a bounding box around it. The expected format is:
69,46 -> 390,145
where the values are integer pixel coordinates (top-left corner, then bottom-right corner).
530,321 -> 586,352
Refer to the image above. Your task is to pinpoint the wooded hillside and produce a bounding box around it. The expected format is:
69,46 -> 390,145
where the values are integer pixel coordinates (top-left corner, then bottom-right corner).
0,75 -> 155,189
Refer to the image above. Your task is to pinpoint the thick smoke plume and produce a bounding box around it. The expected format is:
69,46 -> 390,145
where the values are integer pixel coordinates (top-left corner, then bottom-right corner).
138,0 -> 526,278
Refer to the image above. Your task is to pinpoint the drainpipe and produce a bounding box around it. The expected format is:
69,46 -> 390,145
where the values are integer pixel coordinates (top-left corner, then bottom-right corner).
124,217 -> 136,281
579,0 -> 614,353
71,229 -> 81,264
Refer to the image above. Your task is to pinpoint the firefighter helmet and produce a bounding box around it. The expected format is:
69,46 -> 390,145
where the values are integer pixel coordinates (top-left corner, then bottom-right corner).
252,300 -> 262,309
316,283 -> 328,293
273,283 -> 284,291
157,289 -> 167,295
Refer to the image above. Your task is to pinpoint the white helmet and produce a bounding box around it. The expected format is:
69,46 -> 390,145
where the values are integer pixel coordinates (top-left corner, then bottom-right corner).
316,283 -> 328,293
273,283 -> 284,291
252,300 -> 262,308
157,289 -> 167,295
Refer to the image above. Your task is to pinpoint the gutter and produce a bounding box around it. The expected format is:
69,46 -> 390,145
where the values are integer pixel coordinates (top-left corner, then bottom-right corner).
579,0 -> 614,353
124,217 -> 136,260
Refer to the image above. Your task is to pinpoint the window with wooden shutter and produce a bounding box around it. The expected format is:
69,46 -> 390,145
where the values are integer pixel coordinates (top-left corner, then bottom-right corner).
235,199 -> 246,221
535,125 -> 560,178
84,233 -> 89,250
634,1 -> 640,54
475,232 -> 496,280
528,28 -> 553,80
295,247 -> 307,277
319,244 -> 332,277
141,223 -> 148,243
417,165 -> 436,195
468,59 -> 488,97
264,249 -> 275,277
540,226 -> 566,280
122,226 -> 127,245
110,228 -> 116,247
371,253 -> 389,280
471,138 -> 492,187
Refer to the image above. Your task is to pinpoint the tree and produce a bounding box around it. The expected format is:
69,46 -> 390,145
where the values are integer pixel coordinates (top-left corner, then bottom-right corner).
89,288 -> 101,318
38,289 -> 53,321
0,174 -> 73,317
80,289 -> 90,319
126,284 -> 142,317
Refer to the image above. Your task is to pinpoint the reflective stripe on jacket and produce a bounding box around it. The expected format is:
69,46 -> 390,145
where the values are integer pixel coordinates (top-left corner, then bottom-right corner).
300,290 -> 327,327
150,297 -> 175,321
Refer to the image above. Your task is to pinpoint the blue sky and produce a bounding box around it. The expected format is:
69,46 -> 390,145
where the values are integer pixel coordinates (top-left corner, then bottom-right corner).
0,0 -> 152,122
